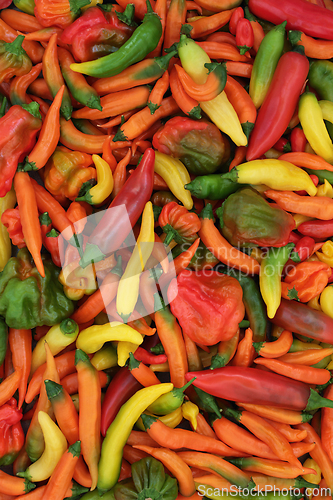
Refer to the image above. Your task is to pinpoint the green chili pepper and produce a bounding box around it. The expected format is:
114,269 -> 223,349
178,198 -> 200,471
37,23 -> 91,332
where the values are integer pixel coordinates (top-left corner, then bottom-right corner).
13,0 -> 35,14
185,174 -> 241,200
70,1 -> 162,78
0,317 -> 8,368
308,60 -> 333,139
146,377 -> 196,415
80,490 -> 116,500
260,243 -> 295,320
220,268 -> 267,343
193,386 -> 221,419
249,21 -> 286,109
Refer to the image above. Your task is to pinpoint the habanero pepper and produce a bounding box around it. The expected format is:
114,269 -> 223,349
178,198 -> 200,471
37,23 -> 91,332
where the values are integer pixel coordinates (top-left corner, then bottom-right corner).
248,0 -> 333,40
1,207 -> 25,249
34,0 -> 90,29
79,148 -> 155,267
246,50 -> 309,161
158,202 -> 201,247
0,35 -> 32,85
0,102 -> 41,197
70,2 -> 162,78
281,261 -> 331,303
0,397 -> 24,466
185,366 -> 333,412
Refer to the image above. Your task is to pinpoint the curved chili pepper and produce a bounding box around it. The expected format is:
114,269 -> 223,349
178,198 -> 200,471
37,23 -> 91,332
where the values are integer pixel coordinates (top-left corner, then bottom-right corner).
9,62 -> 42,106
229,6 -> 244,35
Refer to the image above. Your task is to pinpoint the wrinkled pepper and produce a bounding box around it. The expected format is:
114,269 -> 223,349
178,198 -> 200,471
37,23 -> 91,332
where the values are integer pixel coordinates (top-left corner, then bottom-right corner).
158,202 -> 201,246
219,187 -> 296,248
44,146 -> 96,201
0,397 -> 24,466
282,261 -> 331,303
1,207 -> 25,249
0,102 -> 42,197
167,270 -> 245,346
0,35 -> 32,84
152,116 -> 229,176
34,0 -> 91,28
0,247 -> 74,329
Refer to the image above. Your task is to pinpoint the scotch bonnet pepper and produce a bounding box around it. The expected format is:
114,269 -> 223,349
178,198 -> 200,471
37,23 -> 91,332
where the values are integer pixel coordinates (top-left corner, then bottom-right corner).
153,116 -> 230,176
0,35 -> 32,84
158,202 -> 201,247
0,247 -> 74,329
0,397 -> 24,466
220,187 -> 296,248
167,270 -> 245,346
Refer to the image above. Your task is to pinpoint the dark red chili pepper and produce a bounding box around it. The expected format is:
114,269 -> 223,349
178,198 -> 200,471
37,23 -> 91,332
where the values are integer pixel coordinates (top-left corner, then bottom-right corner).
298,218 -> 333,239
134,346 -> 167,365
236,18 -> 254,55
295,174 -> 319,196
284,236 -> 316,275
289,231 -> 301,244
80,148 -> 155,267
273,297 -> 333,344
248,0 -> 333,41
229,7 -> 244,35
290,127 -> 307,152
100,366 -> 142,436
185,366 -> 333,412
246,51 -> 309,161
273,137 -> 291,153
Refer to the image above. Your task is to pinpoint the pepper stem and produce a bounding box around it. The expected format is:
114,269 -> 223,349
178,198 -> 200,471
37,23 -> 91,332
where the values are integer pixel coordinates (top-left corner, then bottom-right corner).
171,377 -> 196,400
140,413 -> 158,429
6,34 -> 25,55
44,379 -> 63,400
60,318 -> 79,335
199,203 -> 214,220
305,388 -> 333,412
111,255 -> 123,277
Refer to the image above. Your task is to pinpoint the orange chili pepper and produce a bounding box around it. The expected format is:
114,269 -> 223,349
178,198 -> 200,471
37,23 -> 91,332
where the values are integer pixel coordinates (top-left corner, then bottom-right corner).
228,456 -> 316,479
229,145 -> 247,171
225,61 -> 253,78
14,172 -> 44,277
163,0 -> 187,53
127,430 -> 160,448
8,328 -> 31,409
0,470 -> 35,496
254,357 -> 331,386
169,65 -> 201,119
128,353 -> 161,387
0,19 -> 44,64
148,0 -> 167,57
23,27 -> 64,42
236,403 -> 313,425
232,327 -> 256,367
148,71 -> 170,113
112,148 -> 132,198
28,78 -> 53,101
60,117 -> 109,154
253,330 -> 293,358
187,8 -> 236,38
9,63 -> 43,106
224,75 -> 257,141
289,30 -> 333,59
0,9 -> 43,32
279,151 -> 333,172
174,64 -> 225,102
195,413 -> 217,439
265,189 -> 333,221
61,370 -> 109,395
262,418 -> 308,443
197,41 -> 251,61
0,369 -> 20,406
281,261 -> 331,302
276,347 -> 333,365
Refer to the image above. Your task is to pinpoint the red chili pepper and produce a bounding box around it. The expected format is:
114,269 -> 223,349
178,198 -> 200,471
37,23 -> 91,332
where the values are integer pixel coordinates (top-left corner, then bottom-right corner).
39,212 -> 62,267
273,137 -> 291,153
185,366 -> 333,412
249,0 -> 333,40
246,51 -> 309,161
295,174 -> 319,196
288,231 -> 301,244
229,7 -> 244,35
80,148 -> 155,267
0,397 -> 24,467
100,367 -> 142,437
298,218 -> 333,239
134,346 -> 167,365
60,6 -> 108,44
290,127 -> 307,152
284,236 -> 316,274
1,208 -> 25,248
236,18 -> 254,55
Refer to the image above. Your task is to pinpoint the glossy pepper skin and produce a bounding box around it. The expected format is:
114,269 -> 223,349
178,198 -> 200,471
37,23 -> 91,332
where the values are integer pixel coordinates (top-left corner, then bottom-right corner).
44,147 -> 96,201
159,202 -> 201,247
308,60 -> 333,140
0,35 -> 32,84
114,457 -> 178,500
70,2 -> 162,78
220,187 -> 296,248
0,247 -> 74,329
248,0 -> 333,41
167,270 -> 245,346
281,261 -> 331,303
153,116 -> 229,176
0,102 -> 41,197
61,6 -> 135,63
0,398 -> 24,466
34,0 -> 90,28
246,50 -> 309,161
185,174 -> 240,200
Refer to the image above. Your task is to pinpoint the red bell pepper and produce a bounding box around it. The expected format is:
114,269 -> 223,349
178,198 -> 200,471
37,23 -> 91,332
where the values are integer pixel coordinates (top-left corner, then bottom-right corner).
236,18 -> 254,55
167,270 -> 245,346
185,366 -> 333,412
273,298 -> 333,344
246,50 -> 309,161
248,0 -> 333,41
100,367 -> 142,436
158,202 -> 201,247
1,208 -> 25,248
0,397 -> 24,466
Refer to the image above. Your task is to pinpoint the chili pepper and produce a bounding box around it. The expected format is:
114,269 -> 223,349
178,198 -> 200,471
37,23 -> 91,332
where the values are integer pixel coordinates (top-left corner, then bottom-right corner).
235,18 -> 254,55
79,148 -> 155,267
249,0 -> 333,40
185,174 -> 240,200
290,127 -> 307,153
71,3 -> 162,78
18,411 -> 67,482
249,22 -> 286,109
0,188 -> 17,269
254,357 -> 330,386
191,0 -> 241,12
9,62 -> 42,106
244,7 -> 264,52
158,202 -> 200,247
200,91 -> 248,147
185,8 -> 236,38
185,365 -> 333,412
229,7 -> 244,35
39,215 -> 61,268
177,33 -> 210,85
266,189 -> 333,221
146,378 -> 195,415
223,75 -> 256,142
253,330 -> 292,359
0,369 -> 21,406
174,62 -> 226,103
34,0 -> 90,28
0,398 -> 24,466
8,328 -> 31,409
141,414 -> 244,458
128,352 -> 160,387
210,329 -> 239,369
13,0 -> 36,14
0,35 -> 32,85
182,400 -> 199,429
0,18 -> 43,65
236,403 -> 312,425
247,51 -> 309,160
299,218 -> 333,240
199,204 -> 260,274
98,383 -> 173,493
232,327 -> 256,367
252,474 -> 317,491
76,154 -> 113,205
282,261 -> 331,303
169,65 -> 201,119
153,116 -> 229,176
76,322 -> 143,354
134,347 -> 167,365
228,456 -> 315,479
75,350 -> 101,491
163,0 -> 186,54
31,319 -> 78,374
192,386 -> 220,419
0,470 -> 35,496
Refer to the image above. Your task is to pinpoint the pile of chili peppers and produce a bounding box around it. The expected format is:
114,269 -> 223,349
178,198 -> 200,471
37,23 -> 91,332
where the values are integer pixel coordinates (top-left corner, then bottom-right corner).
3,0 -> 333,498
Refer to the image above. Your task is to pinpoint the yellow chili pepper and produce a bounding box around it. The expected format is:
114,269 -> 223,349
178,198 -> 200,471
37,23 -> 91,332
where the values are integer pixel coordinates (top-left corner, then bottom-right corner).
307,295 -> 322,312
250,247 -> 264,264
317,179 -> 333,198
319,99 -> 333,127
320,285 -> 333,319
154,152 -> 193,209
76,322 -> 143,353
0,187 -> 16,272
76,154 -> 113,205
136,407 -> 183,431
150,361 -> 170,372
97,383 -> 173,494
116,201 -> 155,321
293,214 -> 314,228
316,240 -> 333,267
18,411 -> 67,482
178,34 -> 210,85
302,458 -> 322,500
91,344 -> 118,370
299,93 -> 333,164
59,260 -> 97,294
182,401 -> 199,430
117,341 -> 140,367
31,319 -> 79,374
200,91 -> 248,147
224,159 -> 317,196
